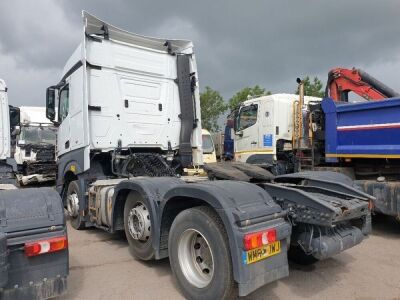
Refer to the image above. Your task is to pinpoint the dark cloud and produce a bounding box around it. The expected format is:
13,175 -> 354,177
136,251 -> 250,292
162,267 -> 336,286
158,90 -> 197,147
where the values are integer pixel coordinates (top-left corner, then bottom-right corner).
1,0 -> 400,106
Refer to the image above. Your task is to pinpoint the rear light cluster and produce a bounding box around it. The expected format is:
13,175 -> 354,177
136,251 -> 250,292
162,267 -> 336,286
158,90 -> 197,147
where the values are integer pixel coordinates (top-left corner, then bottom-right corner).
243,228 -> 276,251
24,236 -> 68,257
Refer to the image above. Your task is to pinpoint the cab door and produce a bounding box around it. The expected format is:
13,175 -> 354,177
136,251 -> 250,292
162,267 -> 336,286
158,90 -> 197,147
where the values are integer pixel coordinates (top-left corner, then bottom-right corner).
68,67 -> 86,151
57,67 -> 88,157
234,103 -> 259,161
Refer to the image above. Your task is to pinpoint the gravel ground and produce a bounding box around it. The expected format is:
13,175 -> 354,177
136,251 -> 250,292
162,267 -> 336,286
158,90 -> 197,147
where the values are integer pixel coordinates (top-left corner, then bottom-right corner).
60,214 -> 400,300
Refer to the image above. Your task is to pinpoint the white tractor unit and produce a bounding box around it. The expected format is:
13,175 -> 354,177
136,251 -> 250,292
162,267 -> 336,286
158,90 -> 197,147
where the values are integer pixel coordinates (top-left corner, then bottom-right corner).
44,12 -> 372,299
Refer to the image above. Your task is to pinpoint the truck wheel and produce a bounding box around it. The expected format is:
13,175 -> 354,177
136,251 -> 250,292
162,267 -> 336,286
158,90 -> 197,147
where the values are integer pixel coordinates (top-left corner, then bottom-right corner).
66,180 -> 86,230
288,245 -> 319,265
124,192 -> 154,260
168,206 -> 236,300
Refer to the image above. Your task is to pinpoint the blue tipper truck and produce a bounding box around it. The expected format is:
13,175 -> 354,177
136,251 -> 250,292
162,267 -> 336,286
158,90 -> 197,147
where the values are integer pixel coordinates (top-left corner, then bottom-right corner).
321,97 -> 400,217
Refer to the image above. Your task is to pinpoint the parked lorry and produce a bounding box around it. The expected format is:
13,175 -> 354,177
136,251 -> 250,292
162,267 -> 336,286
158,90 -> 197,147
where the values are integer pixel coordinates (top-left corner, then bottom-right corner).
45,12 -> 372,299
232,72 -> 400,218
233,93 -> 321,174
0,80 -> 68,299
15,106 -> 57,185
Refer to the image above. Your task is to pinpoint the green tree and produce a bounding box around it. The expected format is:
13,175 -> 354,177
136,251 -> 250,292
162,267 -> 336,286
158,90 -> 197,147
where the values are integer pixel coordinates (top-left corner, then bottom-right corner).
200,86 -> 227,132
295,76 -> 325,98
228,85 -> 271,110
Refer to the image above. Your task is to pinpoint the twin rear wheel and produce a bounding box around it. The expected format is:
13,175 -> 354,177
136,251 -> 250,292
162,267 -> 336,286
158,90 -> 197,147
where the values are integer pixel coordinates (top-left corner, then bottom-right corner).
123,199 -> 236,300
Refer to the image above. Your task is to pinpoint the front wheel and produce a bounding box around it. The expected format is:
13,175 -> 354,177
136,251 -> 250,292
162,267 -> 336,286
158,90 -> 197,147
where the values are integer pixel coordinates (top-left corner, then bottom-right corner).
66,180 -> 85,230
168,206 -> 236,300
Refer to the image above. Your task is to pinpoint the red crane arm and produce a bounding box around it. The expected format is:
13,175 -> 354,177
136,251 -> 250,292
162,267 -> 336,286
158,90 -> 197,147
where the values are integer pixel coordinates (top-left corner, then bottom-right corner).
326,67 -> 399,101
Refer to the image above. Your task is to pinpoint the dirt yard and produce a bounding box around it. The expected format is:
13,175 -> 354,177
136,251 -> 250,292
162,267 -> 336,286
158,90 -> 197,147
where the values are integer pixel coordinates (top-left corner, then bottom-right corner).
61,214 -> 400,299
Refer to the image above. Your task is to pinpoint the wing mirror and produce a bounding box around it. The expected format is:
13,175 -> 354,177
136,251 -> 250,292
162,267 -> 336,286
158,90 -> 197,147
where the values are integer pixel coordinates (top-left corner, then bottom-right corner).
235,130 -> 243,137
46,87 -> 56,121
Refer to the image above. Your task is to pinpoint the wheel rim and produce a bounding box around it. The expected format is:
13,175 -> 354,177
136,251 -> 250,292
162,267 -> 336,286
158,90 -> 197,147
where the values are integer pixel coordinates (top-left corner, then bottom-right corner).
127,201 -> 151,242
178,229 -> 214,288
67,192 -> 79,217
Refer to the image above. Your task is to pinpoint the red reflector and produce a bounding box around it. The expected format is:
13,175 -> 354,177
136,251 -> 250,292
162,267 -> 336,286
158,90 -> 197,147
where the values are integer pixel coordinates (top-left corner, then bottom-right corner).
25,236 -> 68,257
267,229 -> 276,243
243,228 -> 277,251
368,200 -> 374,211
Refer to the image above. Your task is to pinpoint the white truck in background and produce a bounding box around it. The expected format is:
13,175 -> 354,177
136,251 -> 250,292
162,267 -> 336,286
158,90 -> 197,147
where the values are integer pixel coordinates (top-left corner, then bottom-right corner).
234,94 -> 320,173
15,107 -> 57,185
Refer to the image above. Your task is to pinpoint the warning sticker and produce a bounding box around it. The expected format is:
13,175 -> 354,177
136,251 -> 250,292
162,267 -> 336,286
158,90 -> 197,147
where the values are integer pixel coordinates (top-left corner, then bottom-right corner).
263,134 -> 273,147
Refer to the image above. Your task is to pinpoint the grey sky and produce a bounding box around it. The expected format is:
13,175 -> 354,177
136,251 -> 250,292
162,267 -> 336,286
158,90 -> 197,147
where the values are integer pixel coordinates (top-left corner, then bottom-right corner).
1,0 -> 400,106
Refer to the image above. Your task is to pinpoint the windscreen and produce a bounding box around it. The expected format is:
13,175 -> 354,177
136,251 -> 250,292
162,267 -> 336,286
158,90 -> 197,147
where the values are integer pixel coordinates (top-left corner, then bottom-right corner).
20,126 -> 57,145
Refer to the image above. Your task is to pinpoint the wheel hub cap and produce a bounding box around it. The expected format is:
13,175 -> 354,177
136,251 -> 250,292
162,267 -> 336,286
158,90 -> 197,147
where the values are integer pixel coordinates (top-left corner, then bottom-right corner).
67,192 -> 79,217
128,202 -> 151,241
178,229 -> 214,288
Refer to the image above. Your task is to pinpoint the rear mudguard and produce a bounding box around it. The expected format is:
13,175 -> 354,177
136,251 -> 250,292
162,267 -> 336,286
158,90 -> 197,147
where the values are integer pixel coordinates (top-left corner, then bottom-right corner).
111,177 -> 184,237
113,178 -> 292,297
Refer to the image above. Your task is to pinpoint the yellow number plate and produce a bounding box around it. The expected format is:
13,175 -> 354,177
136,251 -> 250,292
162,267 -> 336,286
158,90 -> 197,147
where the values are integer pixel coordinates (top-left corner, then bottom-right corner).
243,241 -> 281,264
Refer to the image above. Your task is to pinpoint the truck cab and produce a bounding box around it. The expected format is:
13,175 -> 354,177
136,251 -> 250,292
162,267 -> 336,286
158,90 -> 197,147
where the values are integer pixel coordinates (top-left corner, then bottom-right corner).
46,12 -> 203,197
233,94 -> 320,172
15,107 -> 57,185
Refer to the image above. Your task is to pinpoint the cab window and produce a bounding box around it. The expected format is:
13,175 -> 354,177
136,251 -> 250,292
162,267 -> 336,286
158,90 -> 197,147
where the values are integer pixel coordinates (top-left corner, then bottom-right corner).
58,84 -> 69,122
202,133 -> 214,154
237,104 -> 258,131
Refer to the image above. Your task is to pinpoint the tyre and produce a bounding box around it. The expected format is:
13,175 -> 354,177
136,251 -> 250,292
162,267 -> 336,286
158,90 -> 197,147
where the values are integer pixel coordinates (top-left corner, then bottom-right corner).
168,206 -> 236,300
66,180 -> 86,230
124,191 -> 154,260
288,245 -> 319,265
